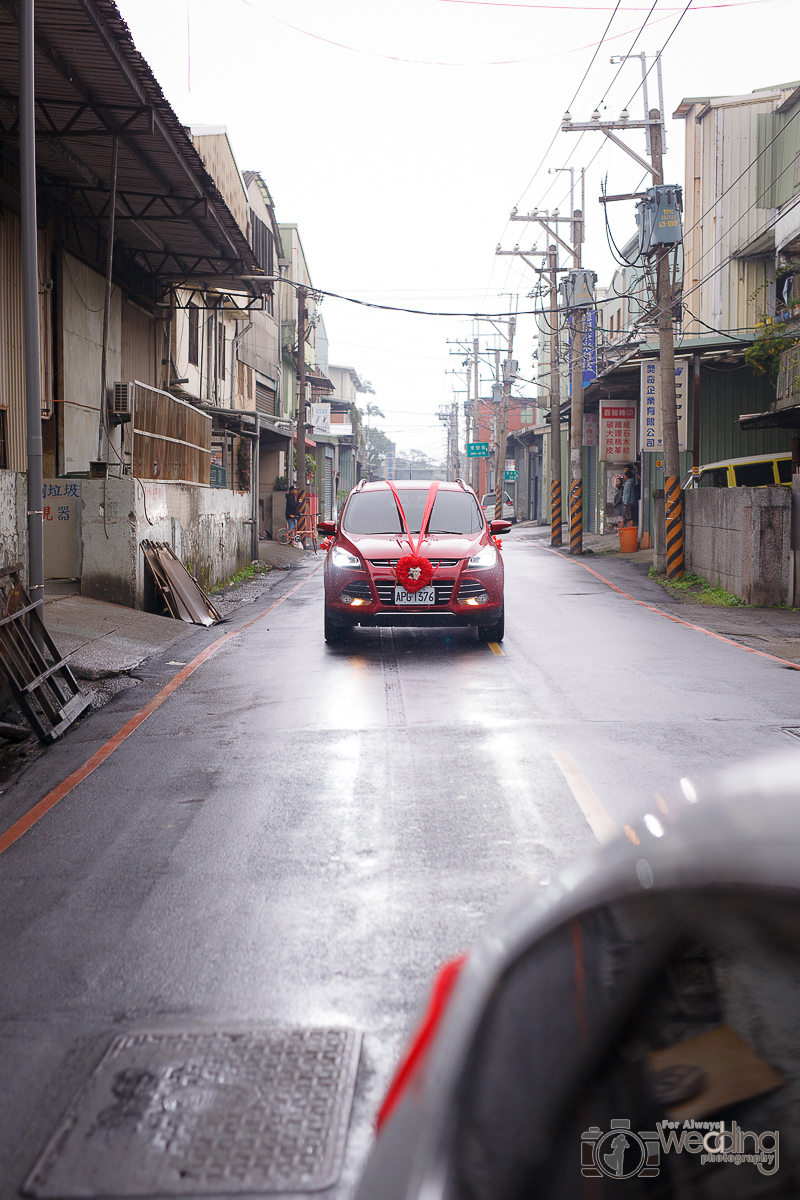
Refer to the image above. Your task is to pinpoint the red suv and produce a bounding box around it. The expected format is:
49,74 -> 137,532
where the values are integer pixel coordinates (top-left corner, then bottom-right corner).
319,480 -> 509,644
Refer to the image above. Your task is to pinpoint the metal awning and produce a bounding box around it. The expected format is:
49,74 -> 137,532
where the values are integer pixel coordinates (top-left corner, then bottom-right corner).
306,374 -> 335,393
0,0 -> 266,287
739,405 -> 800,431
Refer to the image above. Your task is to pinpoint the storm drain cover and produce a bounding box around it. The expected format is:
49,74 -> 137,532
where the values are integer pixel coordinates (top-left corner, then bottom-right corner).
25,1028 -> 362,1197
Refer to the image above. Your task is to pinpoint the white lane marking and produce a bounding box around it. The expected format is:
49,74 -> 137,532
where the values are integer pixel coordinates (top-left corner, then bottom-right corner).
551,749 -> 618,845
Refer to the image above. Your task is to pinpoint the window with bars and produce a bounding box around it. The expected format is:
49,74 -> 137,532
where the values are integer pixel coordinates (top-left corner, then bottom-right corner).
188,303 -> 199,366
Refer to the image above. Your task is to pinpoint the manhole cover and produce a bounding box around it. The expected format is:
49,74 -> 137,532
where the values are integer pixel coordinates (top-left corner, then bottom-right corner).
25,1028 -> 361,1196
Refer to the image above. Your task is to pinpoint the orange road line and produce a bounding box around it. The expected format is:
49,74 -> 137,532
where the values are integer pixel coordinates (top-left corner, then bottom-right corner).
540,547 -> 800,672
0,565 -> 323,857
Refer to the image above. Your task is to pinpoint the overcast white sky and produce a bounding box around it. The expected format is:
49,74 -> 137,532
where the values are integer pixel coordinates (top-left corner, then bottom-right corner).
117,0 -> 797,460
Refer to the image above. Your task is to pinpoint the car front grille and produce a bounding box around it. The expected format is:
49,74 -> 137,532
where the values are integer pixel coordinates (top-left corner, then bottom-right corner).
369,557 -> 461,569
374,580 -> 455,607
456,577 -> 489,599
340,580 -> 373,601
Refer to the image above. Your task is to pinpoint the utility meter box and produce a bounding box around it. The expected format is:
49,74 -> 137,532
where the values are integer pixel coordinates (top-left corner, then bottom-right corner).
636,185 -> 683,254
502,358 -> 519,383
560,269 -> 597,310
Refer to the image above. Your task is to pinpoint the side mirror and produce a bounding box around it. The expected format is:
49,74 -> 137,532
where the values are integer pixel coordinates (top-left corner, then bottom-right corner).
490,520 -> 512,534
317,520 -> 336,535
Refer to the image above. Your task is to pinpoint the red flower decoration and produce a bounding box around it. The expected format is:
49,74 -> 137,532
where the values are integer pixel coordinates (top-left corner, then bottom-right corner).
395,554 -> 434,593
492,537 -> 503,551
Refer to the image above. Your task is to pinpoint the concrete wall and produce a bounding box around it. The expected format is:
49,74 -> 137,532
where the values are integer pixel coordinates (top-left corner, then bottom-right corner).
0,469 -> 28,579
685,486 -> 792,605
81,477 -> 251,609
60,252 -> 121,474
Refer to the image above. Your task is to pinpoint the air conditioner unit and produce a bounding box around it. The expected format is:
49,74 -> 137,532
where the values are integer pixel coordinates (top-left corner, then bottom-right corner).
111,381 -> 135,415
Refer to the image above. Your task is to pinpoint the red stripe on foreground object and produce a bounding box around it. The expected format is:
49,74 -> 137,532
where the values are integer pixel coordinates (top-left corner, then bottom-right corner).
376,954 -> 468,1133
542,548 -> 800,672
0,566 -> 322,856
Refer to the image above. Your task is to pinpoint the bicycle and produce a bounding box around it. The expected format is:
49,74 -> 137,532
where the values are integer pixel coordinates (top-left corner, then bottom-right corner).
275,524 -> 318,553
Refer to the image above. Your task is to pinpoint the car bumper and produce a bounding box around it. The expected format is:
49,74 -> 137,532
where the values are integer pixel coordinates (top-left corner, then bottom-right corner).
325,566 -> 503,627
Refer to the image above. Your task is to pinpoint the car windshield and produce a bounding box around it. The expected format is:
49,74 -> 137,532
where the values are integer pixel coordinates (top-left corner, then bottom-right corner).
343,489 -> 483,535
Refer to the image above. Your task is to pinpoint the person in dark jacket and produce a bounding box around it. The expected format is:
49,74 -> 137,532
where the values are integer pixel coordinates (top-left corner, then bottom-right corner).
285,485 -> 301,534
612,475 -> 625,527
622,468 -> 637,527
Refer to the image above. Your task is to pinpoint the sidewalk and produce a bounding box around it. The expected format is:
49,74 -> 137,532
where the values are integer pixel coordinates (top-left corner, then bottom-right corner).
0,544 -> 318,772
513,521 -> 800,667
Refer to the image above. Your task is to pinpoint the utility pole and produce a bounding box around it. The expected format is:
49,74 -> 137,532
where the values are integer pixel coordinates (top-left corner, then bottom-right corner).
295,286 -> 308,543
649,113 -> 683,578
563,72 -> 684,577
495,317 -> 516,521
568,209 -> 584,555
20,0 -> 44,618
547,246 -> 562,545
500,188 -> 584,545
472,336 -> 480,492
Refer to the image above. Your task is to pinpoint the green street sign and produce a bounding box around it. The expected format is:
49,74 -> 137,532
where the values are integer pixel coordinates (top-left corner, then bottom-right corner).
504,469 -> 518,482
466,441 -> 491,458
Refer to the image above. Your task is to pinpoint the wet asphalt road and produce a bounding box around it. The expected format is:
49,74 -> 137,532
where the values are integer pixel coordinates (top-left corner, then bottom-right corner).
0,536 -> 799,1197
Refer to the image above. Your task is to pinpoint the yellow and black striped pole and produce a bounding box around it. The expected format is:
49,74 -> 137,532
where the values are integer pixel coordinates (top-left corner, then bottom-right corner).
665,475 -> 684,579
569,479 -> 582,555
551,479 -> 562,546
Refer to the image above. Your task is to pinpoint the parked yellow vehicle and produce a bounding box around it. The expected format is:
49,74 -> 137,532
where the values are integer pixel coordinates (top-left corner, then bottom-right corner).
682,452 -> 792,490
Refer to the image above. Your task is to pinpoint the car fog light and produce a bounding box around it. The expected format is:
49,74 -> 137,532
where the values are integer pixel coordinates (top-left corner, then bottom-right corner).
462,592 -> 489,605
347,597 -> 367,606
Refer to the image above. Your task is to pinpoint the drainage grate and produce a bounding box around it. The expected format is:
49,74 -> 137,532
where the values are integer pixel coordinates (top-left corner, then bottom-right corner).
25,1028 -> 361,1197
782,727 -> 800,741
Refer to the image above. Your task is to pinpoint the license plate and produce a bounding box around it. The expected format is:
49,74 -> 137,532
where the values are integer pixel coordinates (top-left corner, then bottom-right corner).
395,585 -> 436,605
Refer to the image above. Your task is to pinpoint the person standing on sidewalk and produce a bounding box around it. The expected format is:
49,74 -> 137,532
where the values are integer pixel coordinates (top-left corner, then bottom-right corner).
285,485 -> 301,538
622,468 -> 636,528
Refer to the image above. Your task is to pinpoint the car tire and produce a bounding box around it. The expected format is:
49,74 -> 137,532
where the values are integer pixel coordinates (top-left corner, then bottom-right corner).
324,607 -> 345,644
477,602 -> 504,643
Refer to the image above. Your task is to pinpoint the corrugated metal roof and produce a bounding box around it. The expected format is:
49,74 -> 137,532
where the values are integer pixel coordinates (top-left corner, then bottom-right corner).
0,0 -> 265,286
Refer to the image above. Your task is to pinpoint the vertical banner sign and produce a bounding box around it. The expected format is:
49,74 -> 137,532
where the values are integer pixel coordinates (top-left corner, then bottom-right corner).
640,359 -> 689,453
600,403 -> 637,462
583,412 -> 598,447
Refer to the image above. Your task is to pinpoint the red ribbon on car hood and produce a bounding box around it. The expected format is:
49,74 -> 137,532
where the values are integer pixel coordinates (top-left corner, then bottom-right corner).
387,480 -> 439,555
387,481 -> 440,593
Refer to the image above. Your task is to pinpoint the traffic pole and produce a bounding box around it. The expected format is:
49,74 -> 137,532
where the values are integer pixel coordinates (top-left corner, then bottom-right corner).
548,246 -> 562,546
295,286 -> 308,544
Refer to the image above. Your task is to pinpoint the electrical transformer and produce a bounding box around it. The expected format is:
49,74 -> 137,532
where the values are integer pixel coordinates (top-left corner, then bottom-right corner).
560,269 -> 597,311
636,185 -> 683,255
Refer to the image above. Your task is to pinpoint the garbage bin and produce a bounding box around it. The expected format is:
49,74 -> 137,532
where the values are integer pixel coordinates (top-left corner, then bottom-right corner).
618,525 -> 638,553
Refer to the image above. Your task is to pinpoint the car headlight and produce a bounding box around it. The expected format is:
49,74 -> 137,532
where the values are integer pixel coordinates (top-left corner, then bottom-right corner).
331,546 -> 361,569
467,544 -> 497,569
